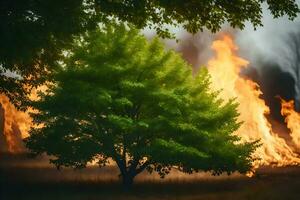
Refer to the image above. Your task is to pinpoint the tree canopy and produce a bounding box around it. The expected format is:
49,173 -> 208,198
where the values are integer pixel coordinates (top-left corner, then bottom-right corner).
25,23 -> 258,187
96,0 -> 300,36
0,0 -> 98,108
1,0 -> 299,107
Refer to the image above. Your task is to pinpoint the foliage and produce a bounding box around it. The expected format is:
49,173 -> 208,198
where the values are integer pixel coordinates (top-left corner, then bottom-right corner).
1,0 -> 299,108
25,23 -> 258,186
96,0 -> 300,37
0,0 -> 98,108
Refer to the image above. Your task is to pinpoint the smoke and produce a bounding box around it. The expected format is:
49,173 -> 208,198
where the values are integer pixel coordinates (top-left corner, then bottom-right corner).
175,30 -> 215,69
174,2 -> 300,120
173,29 -> 238,72
236,3 -> 300,112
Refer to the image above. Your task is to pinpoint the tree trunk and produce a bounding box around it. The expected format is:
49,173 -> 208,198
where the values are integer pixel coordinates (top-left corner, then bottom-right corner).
116,158 -> 149,190
122,173 -> 134,190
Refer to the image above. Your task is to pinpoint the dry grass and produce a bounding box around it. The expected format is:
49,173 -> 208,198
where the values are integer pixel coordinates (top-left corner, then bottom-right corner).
1,153 -> 300,200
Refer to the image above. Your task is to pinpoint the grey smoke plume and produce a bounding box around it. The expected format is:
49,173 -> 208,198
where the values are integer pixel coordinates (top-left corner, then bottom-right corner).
176,30 -> 215,70
236,3 -> 300,111
173,3 -> 300,115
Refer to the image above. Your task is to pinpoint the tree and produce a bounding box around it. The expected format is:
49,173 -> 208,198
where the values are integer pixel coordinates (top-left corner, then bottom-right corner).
1,0 -> 299,108
0,0 -> 98,108
96,0 -> 300,36
25,23 -> 258,188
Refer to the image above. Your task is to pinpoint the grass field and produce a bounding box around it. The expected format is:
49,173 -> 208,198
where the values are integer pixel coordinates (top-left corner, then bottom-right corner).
1,153 -> 300,200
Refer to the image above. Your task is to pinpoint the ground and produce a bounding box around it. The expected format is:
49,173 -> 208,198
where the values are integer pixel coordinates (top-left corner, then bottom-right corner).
1,153 -> 300,200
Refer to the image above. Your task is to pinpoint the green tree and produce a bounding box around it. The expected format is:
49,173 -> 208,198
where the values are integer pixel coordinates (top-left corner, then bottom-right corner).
1,0 -> 299,107
25,23 -> 258,187
0,0 -> 98,108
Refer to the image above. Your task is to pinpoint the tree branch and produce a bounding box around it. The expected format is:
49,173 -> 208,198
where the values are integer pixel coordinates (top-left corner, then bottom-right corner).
135,160 -> 150,175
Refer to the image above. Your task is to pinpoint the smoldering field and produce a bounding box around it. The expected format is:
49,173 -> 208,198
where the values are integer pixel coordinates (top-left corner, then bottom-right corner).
1,153 -> 300,200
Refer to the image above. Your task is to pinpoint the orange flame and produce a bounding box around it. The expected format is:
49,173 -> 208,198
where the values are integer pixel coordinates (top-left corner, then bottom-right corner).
0,94 -> 31,152
280,99 -> 300,149
0,85 -> 46,153
207,35 -> 300,168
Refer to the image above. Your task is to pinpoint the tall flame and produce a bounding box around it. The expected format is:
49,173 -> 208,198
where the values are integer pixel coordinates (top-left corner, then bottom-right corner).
207,35 -> 300,167
0,85 -> 46,153
280,99 -> 300,149
0,94 -> 32,152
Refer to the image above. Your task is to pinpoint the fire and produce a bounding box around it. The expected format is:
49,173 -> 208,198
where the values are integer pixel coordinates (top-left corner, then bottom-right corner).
0,94 -> 31,153
0,85 -> 46,153
207,35 -> 300,168
280,99 -> 300,149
